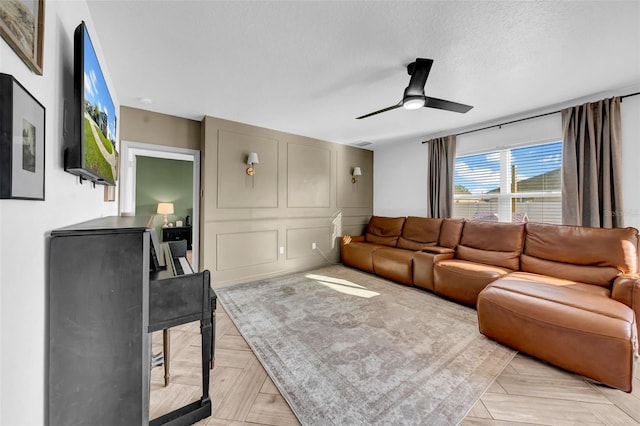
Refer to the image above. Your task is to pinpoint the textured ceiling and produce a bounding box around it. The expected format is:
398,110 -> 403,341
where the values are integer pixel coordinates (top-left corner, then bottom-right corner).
86,1 -> 640,149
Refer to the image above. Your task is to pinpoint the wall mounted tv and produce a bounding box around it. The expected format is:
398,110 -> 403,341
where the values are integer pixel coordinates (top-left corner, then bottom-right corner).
65,21 -> 118,186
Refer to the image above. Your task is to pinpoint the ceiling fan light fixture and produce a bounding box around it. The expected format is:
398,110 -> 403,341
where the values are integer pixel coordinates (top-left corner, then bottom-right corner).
356,58 -> 473,119
403,96 -> 425,110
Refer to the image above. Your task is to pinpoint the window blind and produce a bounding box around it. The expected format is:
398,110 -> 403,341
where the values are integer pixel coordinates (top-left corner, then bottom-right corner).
453,141 -> 562,224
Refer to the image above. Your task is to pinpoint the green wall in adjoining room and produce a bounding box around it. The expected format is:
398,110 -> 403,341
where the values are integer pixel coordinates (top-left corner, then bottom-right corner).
135,156 -> 193,240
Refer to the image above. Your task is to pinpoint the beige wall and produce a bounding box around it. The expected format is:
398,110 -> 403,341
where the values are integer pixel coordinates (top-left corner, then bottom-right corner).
202,116 -> 373,287
120,108 -> 373,286
120,106 -> 201,150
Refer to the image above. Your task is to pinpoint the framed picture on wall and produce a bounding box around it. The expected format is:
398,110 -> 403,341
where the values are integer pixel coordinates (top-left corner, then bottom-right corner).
0,0 -> 45,75
0,73 -> 46,200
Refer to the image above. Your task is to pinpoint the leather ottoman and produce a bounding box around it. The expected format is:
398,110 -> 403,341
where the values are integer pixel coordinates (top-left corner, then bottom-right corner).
478,277 -> 637,392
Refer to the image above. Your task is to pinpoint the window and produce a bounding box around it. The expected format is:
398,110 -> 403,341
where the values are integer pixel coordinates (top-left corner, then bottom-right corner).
453,141 -> 563,224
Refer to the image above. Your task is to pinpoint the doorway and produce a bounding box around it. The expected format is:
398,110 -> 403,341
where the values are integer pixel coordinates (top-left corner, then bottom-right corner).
119,140 -> 201,270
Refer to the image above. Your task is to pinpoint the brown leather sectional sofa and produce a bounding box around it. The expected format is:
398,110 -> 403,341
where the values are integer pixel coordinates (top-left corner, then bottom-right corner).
341,215 -> 640,392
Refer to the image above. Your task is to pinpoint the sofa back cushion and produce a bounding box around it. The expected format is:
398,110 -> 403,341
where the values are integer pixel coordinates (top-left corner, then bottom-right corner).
522,222 -> 639,287
365,216 -> 405,247
456,221 -> 526,270
397,217 -> 443,250
520,255 -> 622,287
438,218 -> 465,249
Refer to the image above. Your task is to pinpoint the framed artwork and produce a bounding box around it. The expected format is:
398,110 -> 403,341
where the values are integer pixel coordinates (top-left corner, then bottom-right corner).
0,0 -> 45,75
0,73 -> 45,200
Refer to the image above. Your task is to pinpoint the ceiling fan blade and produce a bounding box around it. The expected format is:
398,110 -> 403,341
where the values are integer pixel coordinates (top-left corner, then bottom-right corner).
356,102 -> 402,119
424,96 -> 473,113
404,58 -> 433,97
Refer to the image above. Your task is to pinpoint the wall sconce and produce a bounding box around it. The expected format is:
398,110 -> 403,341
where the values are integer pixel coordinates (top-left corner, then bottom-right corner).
352,167 -> 362,183
246,152 -> 260,176
157,202 -> 174,228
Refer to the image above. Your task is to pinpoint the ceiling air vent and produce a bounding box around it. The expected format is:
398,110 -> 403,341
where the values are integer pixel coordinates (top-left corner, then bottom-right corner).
353,141 -> 373,147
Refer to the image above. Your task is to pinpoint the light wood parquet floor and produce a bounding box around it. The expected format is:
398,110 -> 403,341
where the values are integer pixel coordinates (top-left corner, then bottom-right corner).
150,306 -> 640,426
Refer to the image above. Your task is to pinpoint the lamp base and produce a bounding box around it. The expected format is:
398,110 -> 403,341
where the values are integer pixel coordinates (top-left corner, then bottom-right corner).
163,215 -> 169,228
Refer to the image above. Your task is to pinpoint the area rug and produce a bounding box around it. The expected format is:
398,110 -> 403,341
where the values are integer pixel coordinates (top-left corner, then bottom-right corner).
216,265 -> 516,425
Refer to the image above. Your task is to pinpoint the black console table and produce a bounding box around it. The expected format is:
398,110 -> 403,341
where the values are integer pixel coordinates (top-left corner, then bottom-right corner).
163,226 -> 192,250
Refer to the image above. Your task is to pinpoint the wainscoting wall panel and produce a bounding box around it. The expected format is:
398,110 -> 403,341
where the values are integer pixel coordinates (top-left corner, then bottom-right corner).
286,226 -> 332,260
217,130 -> 279,209
340,214 -> 371,238
287,143 -> 331,208
337,149 -> 374,208
216,230 -> 278,270
202,116 -> 373,286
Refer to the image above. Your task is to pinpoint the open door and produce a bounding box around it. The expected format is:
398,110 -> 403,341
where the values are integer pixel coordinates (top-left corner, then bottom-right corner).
119,140 -> 201,271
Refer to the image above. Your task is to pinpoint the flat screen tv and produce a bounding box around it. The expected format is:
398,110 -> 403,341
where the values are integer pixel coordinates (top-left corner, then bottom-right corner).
65,21 -> 118,186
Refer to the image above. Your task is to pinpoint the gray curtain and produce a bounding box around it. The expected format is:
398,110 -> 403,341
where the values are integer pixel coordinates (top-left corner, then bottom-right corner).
426,135 -> 456,218
562,97 -> 623,228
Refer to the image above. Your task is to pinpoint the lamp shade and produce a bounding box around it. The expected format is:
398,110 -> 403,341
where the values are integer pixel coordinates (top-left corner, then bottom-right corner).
157,202 -> 174,215
247,152 -> 260,165
352,167 -> 362,177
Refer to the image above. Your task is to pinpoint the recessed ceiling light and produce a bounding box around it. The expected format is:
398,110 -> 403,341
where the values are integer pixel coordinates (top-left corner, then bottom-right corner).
137,97 -> 153,105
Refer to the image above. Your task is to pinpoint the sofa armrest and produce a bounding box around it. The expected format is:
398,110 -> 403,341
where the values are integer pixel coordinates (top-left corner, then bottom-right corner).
341,234 -> 365,249
611,275 -> 640,352
612,274 -> 640,311
413,251 -> 455,291
420,246 -> 455,255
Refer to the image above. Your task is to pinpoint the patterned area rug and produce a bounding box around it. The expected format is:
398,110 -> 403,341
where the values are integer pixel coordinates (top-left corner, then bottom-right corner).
216,265 -> 516,425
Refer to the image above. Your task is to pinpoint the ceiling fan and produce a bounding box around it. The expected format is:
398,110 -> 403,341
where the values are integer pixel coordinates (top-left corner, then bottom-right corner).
356,58 -> 473,119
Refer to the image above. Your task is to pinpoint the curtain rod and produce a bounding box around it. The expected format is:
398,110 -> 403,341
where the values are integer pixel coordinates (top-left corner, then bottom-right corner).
422,91 -> 640,141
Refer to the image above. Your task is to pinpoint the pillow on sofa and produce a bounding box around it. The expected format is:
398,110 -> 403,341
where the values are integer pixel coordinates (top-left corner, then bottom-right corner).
397,217 -> 442,250
365,216 -> 405,247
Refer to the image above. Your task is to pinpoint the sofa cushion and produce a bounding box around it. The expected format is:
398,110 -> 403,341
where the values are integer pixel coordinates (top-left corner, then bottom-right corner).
372,248 -> 415,285
459,220 -> 526,252
365,216 -> 405,247
438,218 -> 464,249
521,254 -> 622,288
523,223 -> 639,287
456,221 -> 525,270
433,259 -> 512,306
397,216 -> 442,250
504,271 -> 611,297
525,222 -> 639,272
341,242 -> 386,273
478,278 -> 636,391
457,245 -> 521,271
